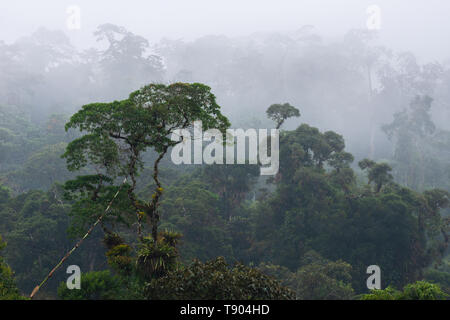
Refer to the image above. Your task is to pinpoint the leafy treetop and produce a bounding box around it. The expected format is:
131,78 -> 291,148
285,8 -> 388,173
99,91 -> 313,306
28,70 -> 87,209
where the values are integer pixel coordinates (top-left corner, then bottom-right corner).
266,103 -> 300,129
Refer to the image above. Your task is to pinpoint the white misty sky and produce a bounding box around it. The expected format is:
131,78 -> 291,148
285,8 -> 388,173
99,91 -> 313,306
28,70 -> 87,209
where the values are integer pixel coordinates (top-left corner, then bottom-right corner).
0,0 -> 449,62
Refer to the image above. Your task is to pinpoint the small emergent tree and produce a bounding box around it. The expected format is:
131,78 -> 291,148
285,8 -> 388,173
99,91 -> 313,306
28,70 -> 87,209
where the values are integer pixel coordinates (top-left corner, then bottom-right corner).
358,159 -> 393,193
266,103 -> 300,129
63,83 -> 230,244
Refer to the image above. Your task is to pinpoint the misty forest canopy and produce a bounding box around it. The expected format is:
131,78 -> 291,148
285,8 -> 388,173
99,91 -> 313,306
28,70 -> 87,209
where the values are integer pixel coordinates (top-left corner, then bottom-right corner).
0,23 -> 450,300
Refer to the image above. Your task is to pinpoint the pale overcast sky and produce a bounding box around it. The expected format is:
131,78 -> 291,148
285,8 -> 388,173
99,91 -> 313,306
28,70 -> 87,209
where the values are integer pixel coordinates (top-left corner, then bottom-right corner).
0,0 -> 449,62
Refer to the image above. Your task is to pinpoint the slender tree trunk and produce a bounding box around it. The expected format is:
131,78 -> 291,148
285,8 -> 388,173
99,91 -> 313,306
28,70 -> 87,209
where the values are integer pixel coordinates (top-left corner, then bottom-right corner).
149,147 -> 168,242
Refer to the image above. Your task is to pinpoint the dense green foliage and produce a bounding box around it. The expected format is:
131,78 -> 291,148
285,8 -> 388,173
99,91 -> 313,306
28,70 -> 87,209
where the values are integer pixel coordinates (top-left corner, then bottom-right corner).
57,270 -> 122,300
0,185 -> 106,296
258,251 -> 355,300
145,257 -> 295,300
0,235 -> 23,299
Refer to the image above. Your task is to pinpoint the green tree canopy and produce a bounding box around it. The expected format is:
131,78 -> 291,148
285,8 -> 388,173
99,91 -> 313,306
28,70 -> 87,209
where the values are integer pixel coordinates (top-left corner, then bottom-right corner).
145,257 -> 295,300
266,103 -> 300,129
